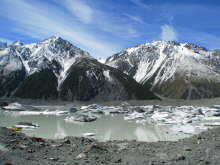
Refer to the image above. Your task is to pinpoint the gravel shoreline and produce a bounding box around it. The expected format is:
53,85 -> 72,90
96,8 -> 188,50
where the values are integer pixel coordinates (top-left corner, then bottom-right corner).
1,98 -> 220,164
0,126 -> 220,165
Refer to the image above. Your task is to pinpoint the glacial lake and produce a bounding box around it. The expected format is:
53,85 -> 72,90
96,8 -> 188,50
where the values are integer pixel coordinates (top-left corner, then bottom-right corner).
0,109 -> 190,142
2,102 -> 219,142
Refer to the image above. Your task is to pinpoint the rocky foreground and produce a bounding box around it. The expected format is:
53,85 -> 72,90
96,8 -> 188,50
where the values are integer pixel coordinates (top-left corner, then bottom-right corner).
0,127 -> 220,165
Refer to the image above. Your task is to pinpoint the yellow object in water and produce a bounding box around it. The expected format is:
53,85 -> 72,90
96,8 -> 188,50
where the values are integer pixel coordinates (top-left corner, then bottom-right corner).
9,127 -> 22,132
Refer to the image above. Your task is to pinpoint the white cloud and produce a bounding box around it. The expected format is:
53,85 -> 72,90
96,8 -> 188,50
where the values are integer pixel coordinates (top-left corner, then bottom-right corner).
127,26 -> 142,38
160,24 -> 178,41
64,0 -> 93,24
0,0 -> 122,58
0,0 -> 143,58
55,0 -> 140,39
130,0 -> 150,9
124,14 -> 144,24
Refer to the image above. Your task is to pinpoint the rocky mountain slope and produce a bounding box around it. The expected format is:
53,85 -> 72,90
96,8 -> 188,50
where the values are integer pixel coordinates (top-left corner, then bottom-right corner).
106,41 -> 220,99
0,37 -> 156,101
59,58 -> 156,101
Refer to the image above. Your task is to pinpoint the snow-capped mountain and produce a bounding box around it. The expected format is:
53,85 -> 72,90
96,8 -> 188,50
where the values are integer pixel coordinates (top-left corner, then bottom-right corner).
12,36 -> 90,90
0,37 -> 156,101
106,41 -> 220,99
57,58 -> 157,101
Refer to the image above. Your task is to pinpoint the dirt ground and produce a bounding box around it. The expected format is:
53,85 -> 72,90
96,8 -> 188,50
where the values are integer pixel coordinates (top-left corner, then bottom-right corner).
0,126 -> 220,165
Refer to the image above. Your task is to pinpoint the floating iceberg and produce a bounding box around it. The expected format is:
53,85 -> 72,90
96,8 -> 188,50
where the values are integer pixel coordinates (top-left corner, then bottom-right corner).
3,102 -> 23,111
65,114 -> 97,122
83,133 -> 96,137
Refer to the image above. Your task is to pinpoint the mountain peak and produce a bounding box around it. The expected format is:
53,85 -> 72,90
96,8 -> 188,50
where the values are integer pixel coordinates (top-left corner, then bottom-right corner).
123,40 -> 209,57
144,40 -> 180,45
49,35 -> 60,40
42,36 -> 63,43
12,41 -> 24,46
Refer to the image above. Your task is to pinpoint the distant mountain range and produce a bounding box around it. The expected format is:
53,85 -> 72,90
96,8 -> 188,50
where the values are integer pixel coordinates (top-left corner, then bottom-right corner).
0,37 -> 156,101
106,41 -> 220,99
1,37 -> 220,100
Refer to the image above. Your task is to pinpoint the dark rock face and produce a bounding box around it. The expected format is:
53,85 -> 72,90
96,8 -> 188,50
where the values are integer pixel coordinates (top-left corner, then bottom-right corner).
0,51 -> 26,97
0,69 -> 26,97
14,69 -> 58,100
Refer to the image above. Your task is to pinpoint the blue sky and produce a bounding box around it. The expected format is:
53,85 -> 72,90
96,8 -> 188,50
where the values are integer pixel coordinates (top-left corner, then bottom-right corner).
1,0 -> 220,58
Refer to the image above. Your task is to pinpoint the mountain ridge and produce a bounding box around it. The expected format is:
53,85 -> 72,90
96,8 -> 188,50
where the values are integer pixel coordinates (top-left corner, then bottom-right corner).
106,40 -> 220,99
0,37 -> 157,101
